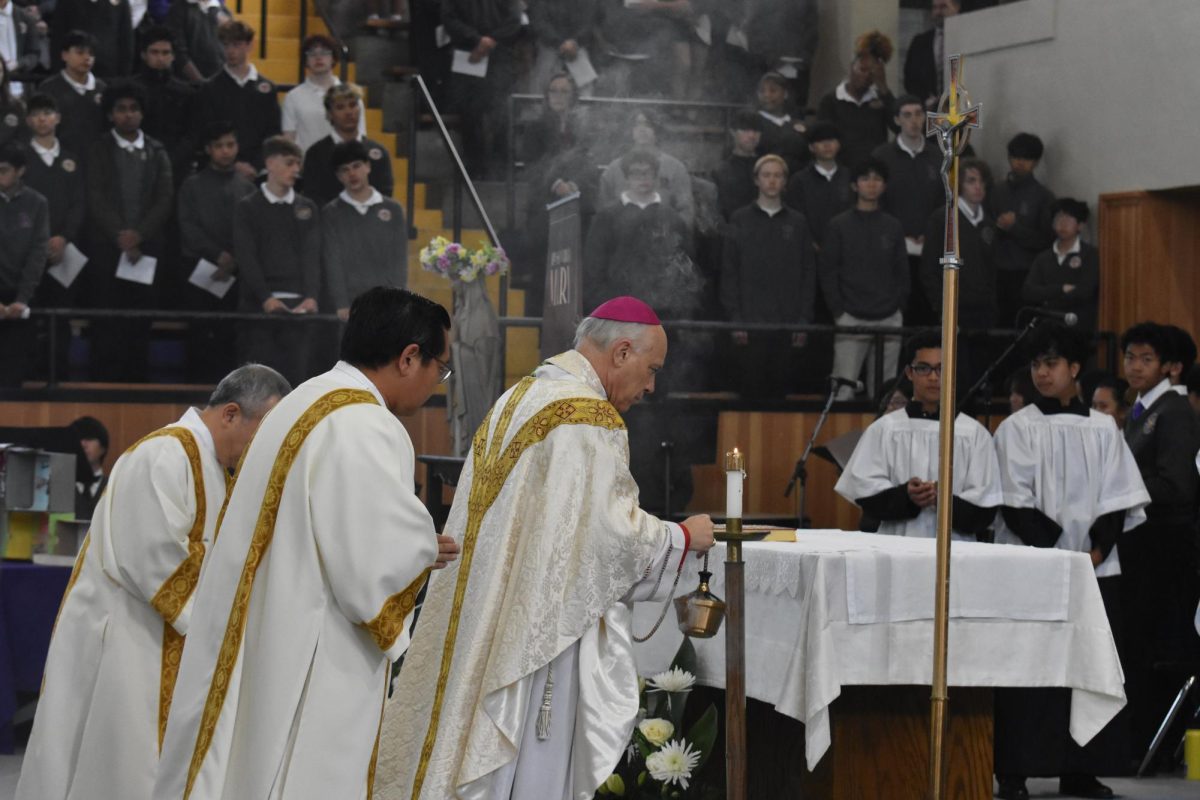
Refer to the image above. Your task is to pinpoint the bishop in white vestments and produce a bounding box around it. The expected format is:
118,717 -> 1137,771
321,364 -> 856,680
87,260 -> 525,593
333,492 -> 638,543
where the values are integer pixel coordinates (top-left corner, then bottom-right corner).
16,364 -> 291,800
154,289 -> 459,800
835,331 -> 1002,539
375,297 -> 716,800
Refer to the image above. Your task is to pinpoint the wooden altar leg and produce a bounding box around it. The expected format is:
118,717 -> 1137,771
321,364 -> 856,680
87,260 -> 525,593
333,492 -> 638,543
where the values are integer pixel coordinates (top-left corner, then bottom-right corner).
726,558 -> 747,800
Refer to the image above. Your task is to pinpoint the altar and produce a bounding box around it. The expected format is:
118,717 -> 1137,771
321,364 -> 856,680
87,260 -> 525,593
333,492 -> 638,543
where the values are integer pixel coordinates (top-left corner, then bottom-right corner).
632,532 -> 1127,798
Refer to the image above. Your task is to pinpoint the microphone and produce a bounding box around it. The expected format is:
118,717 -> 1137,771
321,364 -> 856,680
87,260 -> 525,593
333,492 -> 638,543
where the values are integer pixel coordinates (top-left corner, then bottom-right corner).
829,375 -> 864,392
1023,307 -> 1078,327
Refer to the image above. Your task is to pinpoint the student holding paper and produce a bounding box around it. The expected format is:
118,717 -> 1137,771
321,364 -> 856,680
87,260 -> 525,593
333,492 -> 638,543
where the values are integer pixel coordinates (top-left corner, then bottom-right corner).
442,0 -> 523,177
24,93 -> 87,381
526,0 -> 602,96
179,121 -> 257,381
24,94 -> 87,304
233,136 -> 321,386
0,142 -> 49,387
85,81 -> 173,381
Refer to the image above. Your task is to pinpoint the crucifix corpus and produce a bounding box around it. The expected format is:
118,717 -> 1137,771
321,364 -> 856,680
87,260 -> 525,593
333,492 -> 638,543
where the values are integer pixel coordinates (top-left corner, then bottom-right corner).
924,52 -> 982,800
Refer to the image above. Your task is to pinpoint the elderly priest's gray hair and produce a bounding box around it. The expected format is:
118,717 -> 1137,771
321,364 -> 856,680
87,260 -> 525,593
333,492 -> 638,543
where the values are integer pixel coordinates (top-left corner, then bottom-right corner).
206,363 -> 292,418
573,317 -> 656,351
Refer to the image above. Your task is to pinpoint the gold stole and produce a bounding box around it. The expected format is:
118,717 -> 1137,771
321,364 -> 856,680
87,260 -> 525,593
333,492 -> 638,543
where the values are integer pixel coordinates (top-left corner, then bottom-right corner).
183,389 -> 378,799
409,378 -> 626,799
39,425 -> 208,751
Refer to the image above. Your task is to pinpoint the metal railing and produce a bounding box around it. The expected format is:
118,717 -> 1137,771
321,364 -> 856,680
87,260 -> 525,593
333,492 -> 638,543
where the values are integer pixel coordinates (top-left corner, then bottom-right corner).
9,307 -> 1117,410
405,74 -> 507,326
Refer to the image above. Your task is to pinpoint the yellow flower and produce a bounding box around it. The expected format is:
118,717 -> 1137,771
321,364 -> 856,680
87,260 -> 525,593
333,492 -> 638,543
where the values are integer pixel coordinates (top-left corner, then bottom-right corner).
638,717 -> 675,747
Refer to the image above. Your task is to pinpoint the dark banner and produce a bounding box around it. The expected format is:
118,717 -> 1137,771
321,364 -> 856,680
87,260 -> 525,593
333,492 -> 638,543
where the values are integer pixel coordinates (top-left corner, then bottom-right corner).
539,193 -> 583,360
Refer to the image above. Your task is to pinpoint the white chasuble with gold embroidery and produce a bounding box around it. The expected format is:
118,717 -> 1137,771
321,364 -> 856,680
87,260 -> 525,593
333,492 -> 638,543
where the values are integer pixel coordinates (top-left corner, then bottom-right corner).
375,350 -> 686,800
17,409 -> 228,800
154,363 -> 439,800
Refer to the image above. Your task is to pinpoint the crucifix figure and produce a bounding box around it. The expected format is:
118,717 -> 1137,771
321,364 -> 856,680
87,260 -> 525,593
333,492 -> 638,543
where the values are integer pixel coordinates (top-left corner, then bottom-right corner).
922,51 -> 982,800
926,54 -> 982,270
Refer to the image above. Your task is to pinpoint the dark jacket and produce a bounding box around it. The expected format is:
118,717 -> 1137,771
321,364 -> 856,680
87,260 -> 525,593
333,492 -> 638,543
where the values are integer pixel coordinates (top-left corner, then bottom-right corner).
986,172 -> 1055,273
756,115 -> 810,175
872,138 -> 944,238
164,0 -> 231,78
37,73 -> 107,163
441,0 -> 523,49
85,133 -> 174,246
903,28 -> 937,104
819,207 -> 908,320
301,135 -> 395,207
192,69 -> 281,170
1022,241 -> 1099,332
526,0 -> 600,47
0,185 -> 49,304
921,205 -> 998,327
784,164 -> 854,246
133,66 -> 197,183
710,154 -> 757,223
22,143 -> 85,244
0,100 -> 26,149
51,0 -> 134,77
583,199 -> 697,317
816,87 -> 894,169
720,203 -> 815,323
1124,389 -> 1200,526
178,166 -> 257,263
233,190 -> 322,307
7,4 -> 42,73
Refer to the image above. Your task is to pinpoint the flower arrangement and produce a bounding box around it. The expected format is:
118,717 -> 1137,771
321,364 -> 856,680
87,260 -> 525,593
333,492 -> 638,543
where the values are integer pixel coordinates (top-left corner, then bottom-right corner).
596,640 -> 719,799
419,236 -> 510,283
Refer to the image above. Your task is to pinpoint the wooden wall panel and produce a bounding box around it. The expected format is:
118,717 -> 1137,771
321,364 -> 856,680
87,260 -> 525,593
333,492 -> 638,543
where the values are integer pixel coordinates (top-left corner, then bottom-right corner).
1,400 -> 981,531
687,411 -> 876,529
1099,190 -> 1200,336
0,402 -> 453,472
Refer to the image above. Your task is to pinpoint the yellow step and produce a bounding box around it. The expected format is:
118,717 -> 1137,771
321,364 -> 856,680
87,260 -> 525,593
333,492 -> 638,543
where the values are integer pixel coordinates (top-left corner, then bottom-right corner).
265,36 -> 301,56
412,208 -> 443,227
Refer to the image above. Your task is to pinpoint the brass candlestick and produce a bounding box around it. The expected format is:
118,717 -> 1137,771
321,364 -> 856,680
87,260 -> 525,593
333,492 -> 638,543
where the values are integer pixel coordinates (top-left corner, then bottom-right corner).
716,447 -> 766,800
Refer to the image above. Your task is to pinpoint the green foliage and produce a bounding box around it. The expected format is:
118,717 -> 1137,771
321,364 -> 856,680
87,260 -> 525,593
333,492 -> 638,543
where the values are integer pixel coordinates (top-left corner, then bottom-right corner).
685,704 -> 719,771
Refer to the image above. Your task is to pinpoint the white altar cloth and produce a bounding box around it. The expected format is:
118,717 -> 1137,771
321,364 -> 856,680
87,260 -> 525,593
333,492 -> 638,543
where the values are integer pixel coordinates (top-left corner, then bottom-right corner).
632,531 -> 1126,770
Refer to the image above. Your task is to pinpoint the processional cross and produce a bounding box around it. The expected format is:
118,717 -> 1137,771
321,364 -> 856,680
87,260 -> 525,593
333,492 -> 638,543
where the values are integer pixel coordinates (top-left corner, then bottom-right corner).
923,53 -> 982,800
927,55 -> 982,271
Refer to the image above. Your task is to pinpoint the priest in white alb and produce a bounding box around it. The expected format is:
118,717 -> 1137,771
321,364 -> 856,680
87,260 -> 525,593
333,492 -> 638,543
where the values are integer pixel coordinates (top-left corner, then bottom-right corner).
375,296 -> 716,800
154,288 -> 460,800
16,364 -> 292,800
835,330 -> 1002,539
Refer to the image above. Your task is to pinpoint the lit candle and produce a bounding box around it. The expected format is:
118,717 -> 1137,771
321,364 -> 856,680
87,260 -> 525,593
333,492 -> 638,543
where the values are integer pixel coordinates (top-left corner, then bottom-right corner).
725,447 -> 745,520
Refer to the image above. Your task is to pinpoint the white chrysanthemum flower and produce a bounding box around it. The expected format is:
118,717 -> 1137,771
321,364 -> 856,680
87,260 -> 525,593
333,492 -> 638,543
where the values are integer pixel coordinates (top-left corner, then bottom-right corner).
645,739 -> 701,788
637,717 -> 675,746
646,667 -> 696,693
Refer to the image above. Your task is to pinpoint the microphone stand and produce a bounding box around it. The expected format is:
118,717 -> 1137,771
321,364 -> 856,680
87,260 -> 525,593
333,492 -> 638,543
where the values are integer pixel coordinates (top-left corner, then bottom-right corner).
957,315 -> 1042,416
785,378 -> 838,528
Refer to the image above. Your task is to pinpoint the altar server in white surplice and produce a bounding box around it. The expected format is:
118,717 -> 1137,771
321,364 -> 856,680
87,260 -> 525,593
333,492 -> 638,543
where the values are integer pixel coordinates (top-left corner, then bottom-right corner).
375,296 -> 716,800
835,330 -> 1002,539
154,288 -> 460,800
17,364 -> 291,800
992,323 -> 1149,800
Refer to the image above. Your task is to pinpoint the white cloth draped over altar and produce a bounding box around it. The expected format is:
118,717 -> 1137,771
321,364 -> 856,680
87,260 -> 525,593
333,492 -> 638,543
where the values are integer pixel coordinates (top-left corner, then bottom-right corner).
633,533 -> 1127,771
